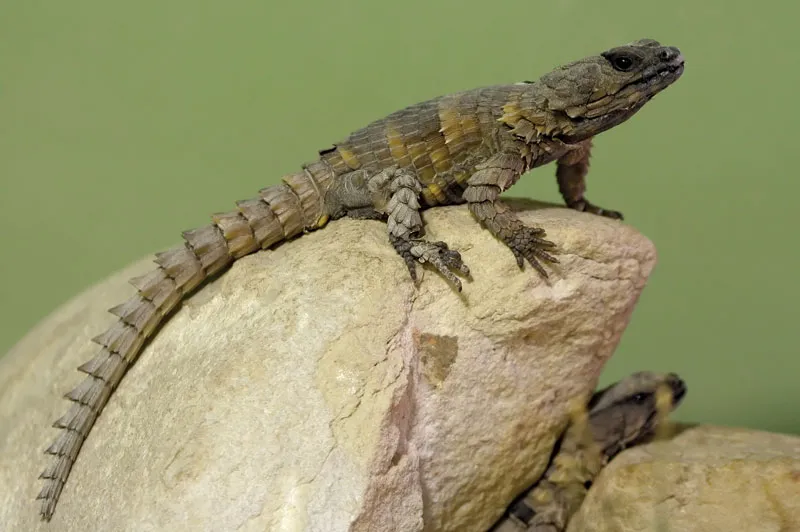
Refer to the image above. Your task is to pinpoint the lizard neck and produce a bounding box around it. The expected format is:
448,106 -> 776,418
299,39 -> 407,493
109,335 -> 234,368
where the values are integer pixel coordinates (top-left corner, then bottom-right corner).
497,83 -> 574,140
496,81 -> 651,147
488,84 -> 579,170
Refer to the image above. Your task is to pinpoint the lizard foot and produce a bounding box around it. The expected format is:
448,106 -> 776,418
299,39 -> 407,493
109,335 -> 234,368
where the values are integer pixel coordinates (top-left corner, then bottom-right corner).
567,199 -> 623,220
390,235 -> 470,292
500,221 -> 559,279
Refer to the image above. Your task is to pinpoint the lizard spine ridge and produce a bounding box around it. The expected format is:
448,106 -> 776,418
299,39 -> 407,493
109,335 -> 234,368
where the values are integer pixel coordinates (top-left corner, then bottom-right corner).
36,163 -> 334,520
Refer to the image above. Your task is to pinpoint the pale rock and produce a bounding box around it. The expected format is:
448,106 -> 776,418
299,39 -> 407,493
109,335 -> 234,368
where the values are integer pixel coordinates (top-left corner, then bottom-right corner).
568,424 -> 800,532
0,201 -> 656,531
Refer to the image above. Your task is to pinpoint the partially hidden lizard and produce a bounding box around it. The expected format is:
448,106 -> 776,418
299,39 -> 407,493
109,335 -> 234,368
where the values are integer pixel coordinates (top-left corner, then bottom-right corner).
489,371 -> 688,532
37,39 -> 684,520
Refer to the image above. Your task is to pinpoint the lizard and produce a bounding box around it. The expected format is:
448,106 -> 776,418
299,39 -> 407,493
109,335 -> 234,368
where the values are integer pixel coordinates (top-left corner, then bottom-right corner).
488,371 -> 688,532
36,39 -> 684,521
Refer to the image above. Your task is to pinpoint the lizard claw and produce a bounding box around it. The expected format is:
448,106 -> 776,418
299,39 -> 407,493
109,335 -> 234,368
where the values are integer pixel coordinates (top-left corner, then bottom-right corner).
504,225 -> 559,279
390,236 -> 470,291
410,240 -> 470,291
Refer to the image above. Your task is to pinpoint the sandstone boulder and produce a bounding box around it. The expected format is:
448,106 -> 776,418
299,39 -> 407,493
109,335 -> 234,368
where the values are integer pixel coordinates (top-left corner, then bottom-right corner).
568,424 -> 800,532
0,201 -> 656,531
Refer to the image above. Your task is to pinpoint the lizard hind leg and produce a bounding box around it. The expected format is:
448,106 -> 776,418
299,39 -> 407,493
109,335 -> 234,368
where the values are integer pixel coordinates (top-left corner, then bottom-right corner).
379,168 -> 470,291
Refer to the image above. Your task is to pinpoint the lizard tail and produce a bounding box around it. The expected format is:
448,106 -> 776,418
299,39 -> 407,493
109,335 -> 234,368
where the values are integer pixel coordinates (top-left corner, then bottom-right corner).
37,162 -> 335,521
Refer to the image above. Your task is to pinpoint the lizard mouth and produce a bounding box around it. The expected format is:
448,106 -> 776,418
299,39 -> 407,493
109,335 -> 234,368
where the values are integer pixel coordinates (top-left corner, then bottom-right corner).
637,375 -> 687,446
629,55 -> 685,92
668,375 -> 687,405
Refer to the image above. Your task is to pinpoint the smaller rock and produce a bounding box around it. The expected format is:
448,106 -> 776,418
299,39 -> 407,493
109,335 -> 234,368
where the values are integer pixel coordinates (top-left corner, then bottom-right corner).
567,424 -> 800,532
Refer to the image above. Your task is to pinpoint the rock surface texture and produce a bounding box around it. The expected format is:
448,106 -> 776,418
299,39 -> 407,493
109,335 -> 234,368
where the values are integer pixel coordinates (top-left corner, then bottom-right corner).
568,424 -> 800,532
0,201 -> 656,532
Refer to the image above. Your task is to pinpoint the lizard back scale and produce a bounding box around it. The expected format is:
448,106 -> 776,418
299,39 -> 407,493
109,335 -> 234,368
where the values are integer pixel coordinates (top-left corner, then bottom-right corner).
37,39 -> 684,520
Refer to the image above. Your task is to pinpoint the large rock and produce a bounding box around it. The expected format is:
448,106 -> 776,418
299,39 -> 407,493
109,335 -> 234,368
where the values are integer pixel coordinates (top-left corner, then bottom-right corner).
0,201 -> 656,531
568,424 -> 800,532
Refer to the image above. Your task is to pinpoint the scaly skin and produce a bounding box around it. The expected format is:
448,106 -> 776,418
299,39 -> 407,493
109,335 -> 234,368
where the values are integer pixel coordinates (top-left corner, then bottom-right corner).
37,39 -> 684,521
489,372 -> 688,532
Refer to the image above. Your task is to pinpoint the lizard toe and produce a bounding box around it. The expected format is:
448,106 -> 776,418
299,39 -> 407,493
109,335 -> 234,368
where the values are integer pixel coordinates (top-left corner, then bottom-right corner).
504,225 -> 559,278
406,239 -> 469,292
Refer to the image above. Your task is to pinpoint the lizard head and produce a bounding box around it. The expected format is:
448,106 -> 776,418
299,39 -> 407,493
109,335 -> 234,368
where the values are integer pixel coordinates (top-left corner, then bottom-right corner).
527,39 -> 684,142
585,371 -> 687,458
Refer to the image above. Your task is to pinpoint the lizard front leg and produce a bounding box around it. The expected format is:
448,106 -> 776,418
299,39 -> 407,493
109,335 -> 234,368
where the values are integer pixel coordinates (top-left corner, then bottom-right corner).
520,475 -> 591,531
324,166 -> 469,290
378,168 -> 470,291
464,153 -> 558,278
555,138 -> 623,220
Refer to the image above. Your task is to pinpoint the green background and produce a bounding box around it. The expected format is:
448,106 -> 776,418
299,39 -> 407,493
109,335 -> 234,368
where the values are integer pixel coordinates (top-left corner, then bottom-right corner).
1,1 -> 797,434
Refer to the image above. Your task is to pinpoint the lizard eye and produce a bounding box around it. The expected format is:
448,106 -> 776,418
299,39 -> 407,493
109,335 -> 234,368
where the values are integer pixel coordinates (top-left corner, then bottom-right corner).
632,392 -> 649,404
610,55 -> 635,72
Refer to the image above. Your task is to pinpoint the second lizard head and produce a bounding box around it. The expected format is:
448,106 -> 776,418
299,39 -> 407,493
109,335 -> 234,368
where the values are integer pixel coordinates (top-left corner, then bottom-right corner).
585,371 -> 688,457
